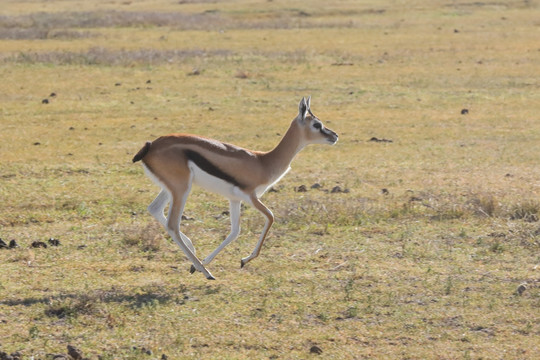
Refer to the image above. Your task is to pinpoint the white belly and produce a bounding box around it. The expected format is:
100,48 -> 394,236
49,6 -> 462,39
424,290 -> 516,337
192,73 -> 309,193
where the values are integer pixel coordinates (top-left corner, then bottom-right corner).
188,161 -> 249,202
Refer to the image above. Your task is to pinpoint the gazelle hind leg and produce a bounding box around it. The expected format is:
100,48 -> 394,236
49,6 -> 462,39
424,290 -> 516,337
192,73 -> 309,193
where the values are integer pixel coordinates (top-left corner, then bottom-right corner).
166,179 -> 214,280
148,189 -> 169,227
190,200 -> 242,274
149,189 -> 196,254
179,232 -> 196,255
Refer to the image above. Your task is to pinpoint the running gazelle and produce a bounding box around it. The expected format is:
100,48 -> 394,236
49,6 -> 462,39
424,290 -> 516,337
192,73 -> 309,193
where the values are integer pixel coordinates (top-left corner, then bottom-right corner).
132,97 -> 338,279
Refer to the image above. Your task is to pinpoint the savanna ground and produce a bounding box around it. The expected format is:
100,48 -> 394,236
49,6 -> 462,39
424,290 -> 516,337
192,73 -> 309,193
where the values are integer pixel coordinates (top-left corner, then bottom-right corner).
0,0 -> 539,358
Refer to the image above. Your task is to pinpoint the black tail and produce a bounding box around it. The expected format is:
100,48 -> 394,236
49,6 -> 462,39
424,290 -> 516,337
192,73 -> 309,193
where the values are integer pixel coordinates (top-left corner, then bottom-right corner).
132,141 -> 151,163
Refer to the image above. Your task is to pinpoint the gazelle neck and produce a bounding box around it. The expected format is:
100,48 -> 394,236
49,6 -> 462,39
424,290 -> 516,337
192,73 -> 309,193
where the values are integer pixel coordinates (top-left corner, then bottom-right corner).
262,120 -> 305,175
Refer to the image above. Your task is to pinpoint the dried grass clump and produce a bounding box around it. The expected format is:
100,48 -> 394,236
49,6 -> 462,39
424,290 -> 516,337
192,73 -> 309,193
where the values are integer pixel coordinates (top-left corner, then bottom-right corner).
45,294 -> 99,319
121,222 -> 166,252
468,193 -> 502,217
509,200 -> 540,222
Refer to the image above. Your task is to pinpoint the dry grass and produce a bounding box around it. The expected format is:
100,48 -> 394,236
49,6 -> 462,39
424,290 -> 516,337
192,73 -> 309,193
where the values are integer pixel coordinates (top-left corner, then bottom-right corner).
0,0 -> 539,359
1,47 -> 232,65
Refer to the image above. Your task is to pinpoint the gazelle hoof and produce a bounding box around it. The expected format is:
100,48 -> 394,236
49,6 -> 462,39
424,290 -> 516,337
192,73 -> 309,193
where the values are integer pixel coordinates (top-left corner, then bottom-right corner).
240,259 -> 246,268
206,275 -> 216,280
189,265 -> 196,274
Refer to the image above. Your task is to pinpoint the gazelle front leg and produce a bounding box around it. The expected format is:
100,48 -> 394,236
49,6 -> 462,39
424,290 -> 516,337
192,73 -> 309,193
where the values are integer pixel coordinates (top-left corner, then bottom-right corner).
241,195 -> 274,268
190,200 -> 242,274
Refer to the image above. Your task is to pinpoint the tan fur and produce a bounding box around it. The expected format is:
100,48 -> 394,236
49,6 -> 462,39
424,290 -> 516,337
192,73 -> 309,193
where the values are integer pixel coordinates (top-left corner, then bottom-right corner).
142,115 -> 336,194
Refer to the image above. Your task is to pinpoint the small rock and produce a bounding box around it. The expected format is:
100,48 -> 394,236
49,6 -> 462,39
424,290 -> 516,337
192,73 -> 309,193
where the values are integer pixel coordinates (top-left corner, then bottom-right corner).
53,355 -> 68,360
31,241 -> 47,248
67,345 -> 83,360
0,238 -> 7,249
516,283 -> 527,296
50,92 -> 57,97
9,239 -> 18,248
161,355 -> 168,360
146,80 -> 151,84
311,183 -> 322,189
140,348 -> 152,356
33,142 -> 41,146
295,185 -> 308,192
331,186 -> 342,193
115,82 -> 122,86
310,345 -> 323,355
369,137 -> 393,143
42,99 -> 49,104
48,238 -> 61,246
188,68 -> 200,76
461,109 -> 469,115
381,188 -> 389,195
235,70 -> 249,79
471,325 -> 484,331
77,244 -> 87,250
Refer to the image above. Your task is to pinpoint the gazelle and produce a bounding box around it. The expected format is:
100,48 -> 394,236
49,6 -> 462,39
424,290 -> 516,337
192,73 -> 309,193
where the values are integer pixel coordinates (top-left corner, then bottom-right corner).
132,97 -> 338,279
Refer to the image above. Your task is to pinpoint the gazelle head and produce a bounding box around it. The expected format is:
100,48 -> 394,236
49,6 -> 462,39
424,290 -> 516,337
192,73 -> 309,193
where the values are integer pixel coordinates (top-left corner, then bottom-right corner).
296,96 -> 338,145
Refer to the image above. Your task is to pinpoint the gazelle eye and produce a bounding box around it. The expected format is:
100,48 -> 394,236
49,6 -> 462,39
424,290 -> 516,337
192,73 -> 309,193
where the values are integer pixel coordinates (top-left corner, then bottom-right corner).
313,122 -> 322,130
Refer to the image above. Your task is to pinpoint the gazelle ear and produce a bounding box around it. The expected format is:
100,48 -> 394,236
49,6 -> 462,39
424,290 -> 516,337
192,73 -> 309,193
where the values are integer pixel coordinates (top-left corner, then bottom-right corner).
306,96 -> 311,110
298,97 -> 308,122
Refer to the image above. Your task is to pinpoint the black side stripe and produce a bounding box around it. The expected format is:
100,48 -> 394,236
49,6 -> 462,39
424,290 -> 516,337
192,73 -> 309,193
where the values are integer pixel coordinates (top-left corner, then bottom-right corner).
185,150 -> 245,189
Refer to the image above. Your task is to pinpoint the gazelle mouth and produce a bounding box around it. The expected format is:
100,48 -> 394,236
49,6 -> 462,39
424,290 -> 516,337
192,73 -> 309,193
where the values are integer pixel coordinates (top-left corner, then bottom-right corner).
328,135 -> 339,145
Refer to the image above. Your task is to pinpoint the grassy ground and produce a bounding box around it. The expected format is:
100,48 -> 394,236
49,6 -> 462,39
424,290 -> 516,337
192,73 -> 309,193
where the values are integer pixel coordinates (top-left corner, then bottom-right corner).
1,0 -> 539,359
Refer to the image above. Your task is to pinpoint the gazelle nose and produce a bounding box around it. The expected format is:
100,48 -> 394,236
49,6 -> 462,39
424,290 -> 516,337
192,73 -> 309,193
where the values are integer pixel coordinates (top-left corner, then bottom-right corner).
328,131 -> 338,144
